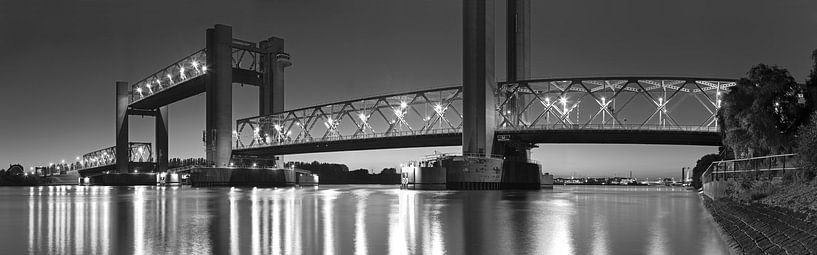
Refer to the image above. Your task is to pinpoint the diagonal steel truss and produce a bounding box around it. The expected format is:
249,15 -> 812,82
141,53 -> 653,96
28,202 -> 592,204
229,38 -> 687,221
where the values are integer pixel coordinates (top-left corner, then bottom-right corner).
69,142 -> 153,170
235,87 -> 464,149
496,77 -> 735,132
235,77 -> 734,150
129,50 -> 208,104
129,40 -> 265,105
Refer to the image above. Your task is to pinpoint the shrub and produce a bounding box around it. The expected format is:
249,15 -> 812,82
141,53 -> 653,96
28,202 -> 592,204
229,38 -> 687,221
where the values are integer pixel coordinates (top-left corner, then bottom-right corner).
795,112 -> 817,181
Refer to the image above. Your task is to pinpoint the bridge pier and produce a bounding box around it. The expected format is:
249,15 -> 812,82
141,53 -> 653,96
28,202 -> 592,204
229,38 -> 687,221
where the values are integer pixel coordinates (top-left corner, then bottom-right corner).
156,106 -> 168,173
493,138 -> 549,189
115,81 -> 130,173
505,0 -> 531,126
462,0 -> 496,157
205,24 -> 234,168
258,36 -> 291,167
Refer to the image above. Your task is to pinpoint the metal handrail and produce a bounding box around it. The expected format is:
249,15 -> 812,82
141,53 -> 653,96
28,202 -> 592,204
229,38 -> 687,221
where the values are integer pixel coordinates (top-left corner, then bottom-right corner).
703,154 -> 800,183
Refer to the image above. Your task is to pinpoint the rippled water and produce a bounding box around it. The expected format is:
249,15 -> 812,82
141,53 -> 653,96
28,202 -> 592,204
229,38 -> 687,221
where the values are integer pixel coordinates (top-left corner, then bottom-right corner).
0,185 -> 728,254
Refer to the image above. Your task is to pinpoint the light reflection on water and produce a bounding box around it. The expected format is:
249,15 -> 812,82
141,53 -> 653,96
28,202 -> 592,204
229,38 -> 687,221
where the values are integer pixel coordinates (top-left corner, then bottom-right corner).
0,185 -> 729,254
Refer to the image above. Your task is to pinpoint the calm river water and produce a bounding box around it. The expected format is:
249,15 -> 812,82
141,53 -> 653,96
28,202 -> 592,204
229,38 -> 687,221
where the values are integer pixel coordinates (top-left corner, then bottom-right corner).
0,185 -> 728,254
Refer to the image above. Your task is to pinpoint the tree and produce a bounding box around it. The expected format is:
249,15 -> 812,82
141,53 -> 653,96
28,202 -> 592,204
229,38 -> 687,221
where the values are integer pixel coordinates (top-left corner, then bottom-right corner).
805,49 -> 817,112
796,113 -> 817,179
691,154 -> 722,189
718,64 -> 807,156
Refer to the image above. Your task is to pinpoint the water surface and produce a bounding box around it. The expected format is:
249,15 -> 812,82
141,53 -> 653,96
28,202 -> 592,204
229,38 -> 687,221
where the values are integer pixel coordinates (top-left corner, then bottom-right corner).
0,185 -> 728,254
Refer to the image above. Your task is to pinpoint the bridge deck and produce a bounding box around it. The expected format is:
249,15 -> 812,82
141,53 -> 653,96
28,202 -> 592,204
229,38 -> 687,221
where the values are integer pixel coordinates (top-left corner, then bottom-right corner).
233,129 -> 720,156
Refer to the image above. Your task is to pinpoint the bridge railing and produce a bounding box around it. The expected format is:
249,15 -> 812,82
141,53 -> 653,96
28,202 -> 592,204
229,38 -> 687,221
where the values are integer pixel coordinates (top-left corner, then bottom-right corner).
702,154 -> 800,183
129,49 -> 208,104
497,124 -> 718,132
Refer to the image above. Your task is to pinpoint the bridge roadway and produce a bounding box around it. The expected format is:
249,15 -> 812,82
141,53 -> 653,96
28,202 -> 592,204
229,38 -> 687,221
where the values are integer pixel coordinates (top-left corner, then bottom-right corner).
232,126 -> 719,156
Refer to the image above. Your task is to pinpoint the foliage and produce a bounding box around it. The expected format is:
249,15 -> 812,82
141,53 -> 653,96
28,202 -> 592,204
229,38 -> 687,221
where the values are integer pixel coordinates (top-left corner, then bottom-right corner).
795,113 -> 817,180
691,153 -> 721,189
718,64 -> 808,156
806,49 -> 817,112
725,178 -> 777,202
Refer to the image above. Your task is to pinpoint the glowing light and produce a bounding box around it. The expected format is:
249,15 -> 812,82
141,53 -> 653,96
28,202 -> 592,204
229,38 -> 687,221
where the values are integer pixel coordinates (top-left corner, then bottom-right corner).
201,66 -> 208,72
191,61 -> 199,68
560,97 -> 567,104
274,124 -> 282,131
230,162 -> 235,167
136,88 -> 143,93
358,113 -> 367,121
400,101 -> 408,109
252,163 -> 257,167
434,104 -> 443,112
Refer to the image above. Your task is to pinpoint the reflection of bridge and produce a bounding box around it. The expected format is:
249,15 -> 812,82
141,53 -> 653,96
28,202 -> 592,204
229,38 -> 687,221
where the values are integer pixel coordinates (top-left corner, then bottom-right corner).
47,1 -> 734,188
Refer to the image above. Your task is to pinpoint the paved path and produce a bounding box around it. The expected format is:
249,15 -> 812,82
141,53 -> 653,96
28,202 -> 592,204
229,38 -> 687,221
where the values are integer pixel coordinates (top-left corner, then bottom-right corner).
704,196 -> 817,254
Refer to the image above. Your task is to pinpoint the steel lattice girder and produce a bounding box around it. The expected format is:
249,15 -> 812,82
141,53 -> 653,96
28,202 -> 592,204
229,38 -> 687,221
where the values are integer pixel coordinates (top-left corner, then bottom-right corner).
129,50 -> 208,104
78,142 -> 153,169
234,77 -> 735,150
128,41 -> 265,105
235,87 -> 464,149
496,77 -> 734,131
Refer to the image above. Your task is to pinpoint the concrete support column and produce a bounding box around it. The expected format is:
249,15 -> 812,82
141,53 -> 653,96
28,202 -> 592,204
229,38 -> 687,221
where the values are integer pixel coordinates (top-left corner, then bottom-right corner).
116,81 -> 129,173
205,24 -> 233,167
506,0 -> 530,126
506,0 -> 530,82
463,0 -> 496,156
259,37 -> 290,167
156,106 -> 169,173
259,37 -> 286,115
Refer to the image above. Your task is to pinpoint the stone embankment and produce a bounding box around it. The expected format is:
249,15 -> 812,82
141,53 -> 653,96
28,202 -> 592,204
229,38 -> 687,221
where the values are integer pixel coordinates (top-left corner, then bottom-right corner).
703,195 -> 817,254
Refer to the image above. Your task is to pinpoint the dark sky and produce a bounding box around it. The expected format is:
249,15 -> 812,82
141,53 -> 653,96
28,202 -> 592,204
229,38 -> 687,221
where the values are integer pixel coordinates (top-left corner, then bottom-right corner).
1,0 -> 815,178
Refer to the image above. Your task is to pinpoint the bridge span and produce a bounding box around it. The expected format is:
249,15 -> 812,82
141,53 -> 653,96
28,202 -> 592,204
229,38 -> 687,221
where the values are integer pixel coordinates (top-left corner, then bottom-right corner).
232,77 -> 732,156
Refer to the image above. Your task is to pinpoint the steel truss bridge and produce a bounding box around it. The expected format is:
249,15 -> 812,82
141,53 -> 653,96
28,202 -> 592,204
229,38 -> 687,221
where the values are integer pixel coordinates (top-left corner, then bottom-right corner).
35,23 -> 735,174
233,77 -> 734,156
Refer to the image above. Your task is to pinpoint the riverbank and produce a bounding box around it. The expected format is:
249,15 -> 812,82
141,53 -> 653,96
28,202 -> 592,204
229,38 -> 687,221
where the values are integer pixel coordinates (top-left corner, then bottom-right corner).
702,194 -> 817,254
757,181 -> 817,218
